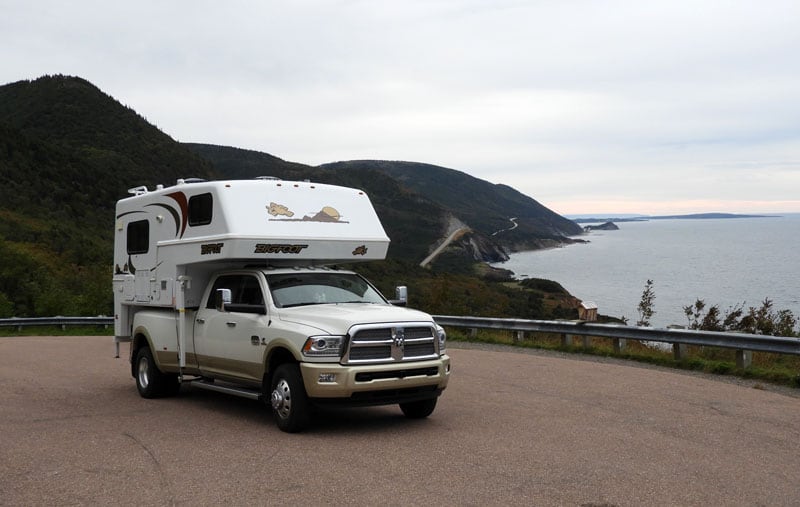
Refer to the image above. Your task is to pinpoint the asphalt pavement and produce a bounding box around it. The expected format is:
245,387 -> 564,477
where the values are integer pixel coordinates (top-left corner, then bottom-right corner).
1,336 -> 798,506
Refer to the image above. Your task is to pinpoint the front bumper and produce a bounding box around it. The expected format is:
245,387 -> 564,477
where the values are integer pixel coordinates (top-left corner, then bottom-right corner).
299,355 -> 450,400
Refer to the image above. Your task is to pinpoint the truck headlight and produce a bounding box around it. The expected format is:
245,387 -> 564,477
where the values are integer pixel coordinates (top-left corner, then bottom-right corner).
435,324 -> 446,354
302,335 -> 344,357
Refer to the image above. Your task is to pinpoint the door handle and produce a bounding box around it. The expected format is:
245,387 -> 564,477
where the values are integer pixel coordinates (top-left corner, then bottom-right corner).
196,318 -> 205,324
226,321 -> 237,327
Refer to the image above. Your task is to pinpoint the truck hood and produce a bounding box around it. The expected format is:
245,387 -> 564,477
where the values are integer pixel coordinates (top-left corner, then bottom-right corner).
275,303 -> 435,335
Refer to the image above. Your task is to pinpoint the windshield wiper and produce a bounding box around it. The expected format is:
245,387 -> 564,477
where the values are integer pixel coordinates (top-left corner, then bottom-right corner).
280,302 -> 331,308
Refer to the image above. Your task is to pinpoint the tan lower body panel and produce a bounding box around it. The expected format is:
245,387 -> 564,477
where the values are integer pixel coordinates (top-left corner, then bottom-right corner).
300,356 -> 450,398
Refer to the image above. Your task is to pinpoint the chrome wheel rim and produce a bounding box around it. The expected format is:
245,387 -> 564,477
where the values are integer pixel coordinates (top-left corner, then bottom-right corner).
271,379 -> 292,419
137,356 -> 150,389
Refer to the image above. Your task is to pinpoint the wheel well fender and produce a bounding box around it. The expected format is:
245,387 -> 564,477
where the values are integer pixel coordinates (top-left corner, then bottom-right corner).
130,332 -> 155,378
264,346 -> 297,385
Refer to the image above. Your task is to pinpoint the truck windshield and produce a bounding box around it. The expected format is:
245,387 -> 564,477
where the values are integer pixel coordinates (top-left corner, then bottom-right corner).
266,272 -> 387,308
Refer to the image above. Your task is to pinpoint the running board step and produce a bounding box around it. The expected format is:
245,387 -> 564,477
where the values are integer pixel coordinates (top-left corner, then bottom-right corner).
187,379 -> 262,401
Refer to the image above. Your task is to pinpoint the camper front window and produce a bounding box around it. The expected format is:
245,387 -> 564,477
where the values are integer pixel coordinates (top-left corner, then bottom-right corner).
188,193 -> 213,226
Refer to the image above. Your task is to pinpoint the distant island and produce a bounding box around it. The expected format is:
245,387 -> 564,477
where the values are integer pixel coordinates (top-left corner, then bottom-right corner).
572,212 -> 777,224
583,221 -> 619,231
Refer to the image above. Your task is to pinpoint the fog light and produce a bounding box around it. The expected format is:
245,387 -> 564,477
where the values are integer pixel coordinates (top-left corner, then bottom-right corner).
318,373 -> 337,383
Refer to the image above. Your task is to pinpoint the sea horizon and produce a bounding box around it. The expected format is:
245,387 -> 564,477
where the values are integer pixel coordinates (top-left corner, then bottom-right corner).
495,215 -> 799,328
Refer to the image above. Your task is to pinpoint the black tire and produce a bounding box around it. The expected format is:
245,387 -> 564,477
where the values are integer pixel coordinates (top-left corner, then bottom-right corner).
135,346 -> 179,398
269,363 -> 310,433
399,397 -> 437,419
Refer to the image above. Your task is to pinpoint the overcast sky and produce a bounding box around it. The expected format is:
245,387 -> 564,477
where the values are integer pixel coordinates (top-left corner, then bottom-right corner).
3,0 -> 799,214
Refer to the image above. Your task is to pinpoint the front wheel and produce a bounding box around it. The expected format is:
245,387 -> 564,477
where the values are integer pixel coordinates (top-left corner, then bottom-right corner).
399,398 -> 437,419
269,364 -> 310,433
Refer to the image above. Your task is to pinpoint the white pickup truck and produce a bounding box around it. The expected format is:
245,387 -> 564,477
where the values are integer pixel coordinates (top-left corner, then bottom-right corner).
113,178 -> 450,432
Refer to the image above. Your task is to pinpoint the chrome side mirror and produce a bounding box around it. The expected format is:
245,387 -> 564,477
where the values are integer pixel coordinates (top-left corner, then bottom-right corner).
215,288 -> 232,312
390,286 -> 408,307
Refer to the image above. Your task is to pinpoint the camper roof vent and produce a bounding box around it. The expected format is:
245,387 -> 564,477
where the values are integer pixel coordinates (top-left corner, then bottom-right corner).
128,185 -> 149,195
177,178 -> 206,185
256,176 -> 281,181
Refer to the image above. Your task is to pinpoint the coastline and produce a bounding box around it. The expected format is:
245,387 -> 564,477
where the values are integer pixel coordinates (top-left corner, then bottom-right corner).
494,217 -> 800,329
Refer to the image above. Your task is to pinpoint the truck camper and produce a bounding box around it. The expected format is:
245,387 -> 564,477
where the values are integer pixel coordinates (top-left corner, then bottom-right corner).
113,177 -> 450,432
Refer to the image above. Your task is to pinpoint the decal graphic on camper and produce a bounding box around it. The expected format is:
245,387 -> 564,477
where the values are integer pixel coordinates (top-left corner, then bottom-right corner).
201,243 -> 224,255
165,192 -> 189,238
254,244 -> 309,254
267,202 -> 295,218
352,245 -> 368,256
268,205 -> 349,224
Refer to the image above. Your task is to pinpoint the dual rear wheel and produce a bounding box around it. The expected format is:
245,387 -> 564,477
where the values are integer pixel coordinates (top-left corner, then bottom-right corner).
134,346 -> 179,398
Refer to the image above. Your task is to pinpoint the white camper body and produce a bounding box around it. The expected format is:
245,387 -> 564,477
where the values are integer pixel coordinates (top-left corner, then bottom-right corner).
113,178 -> 390,340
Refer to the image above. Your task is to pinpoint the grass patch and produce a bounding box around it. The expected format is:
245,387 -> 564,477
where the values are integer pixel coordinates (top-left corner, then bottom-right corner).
447,328 -> 800,389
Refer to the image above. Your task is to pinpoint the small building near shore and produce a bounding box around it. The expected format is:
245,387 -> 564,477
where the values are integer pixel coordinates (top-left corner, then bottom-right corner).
578,301 -> 598,321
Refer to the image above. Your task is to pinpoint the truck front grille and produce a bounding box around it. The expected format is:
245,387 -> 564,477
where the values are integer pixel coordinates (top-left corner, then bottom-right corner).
343,323 -> 440,364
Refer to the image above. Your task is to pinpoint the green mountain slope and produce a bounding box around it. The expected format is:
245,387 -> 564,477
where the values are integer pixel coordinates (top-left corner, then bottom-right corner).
0,75 -> 218,316
0,75 -> 582,320
186,145 -> 582,260
321,160 -> 582,250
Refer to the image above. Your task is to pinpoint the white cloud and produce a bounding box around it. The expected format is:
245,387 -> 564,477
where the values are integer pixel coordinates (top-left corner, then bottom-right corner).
2,0 -> 800,213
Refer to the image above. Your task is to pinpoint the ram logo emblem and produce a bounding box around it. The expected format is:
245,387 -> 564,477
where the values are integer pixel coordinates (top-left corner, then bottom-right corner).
392,328 -> 405,350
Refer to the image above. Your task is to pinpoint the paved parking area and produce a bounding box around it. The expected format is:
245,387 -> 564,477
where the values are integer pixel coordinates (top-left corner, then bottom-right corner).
2,335 -> 799,506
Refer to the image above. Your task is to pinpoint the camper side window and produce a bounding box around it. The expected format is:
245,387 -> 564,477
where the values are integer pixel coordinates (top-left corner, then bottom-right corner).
127,220 -> 149,254
188,193 -> 213,226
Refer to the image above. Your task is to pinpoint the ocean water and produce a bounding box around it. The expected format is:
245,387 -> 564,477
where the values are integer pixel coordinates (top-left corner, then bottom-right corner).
494,216 -> 800,328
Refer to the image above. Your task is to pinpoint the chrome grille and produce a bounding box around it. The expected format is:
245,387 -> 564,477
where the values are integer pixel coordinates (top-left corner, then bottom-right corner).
344,322 -> 440,364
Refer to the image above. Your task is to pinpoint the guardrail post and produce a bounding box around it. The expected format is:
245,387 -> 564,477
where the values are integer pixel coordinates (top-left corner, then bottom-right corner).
673,344 -> 687,360
515,331 -> 524,343
736,350 -> 752,368
582,336 -> 591,348
613,338 -> 626,353
561,333 -> 573,347
469,328 -> 478,339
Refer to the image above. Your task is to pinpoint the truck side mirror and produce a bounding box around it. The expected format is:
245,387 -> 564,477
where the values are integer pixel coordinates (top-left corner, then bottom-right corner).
215,288 -> 232,312
390,286 -> 408,307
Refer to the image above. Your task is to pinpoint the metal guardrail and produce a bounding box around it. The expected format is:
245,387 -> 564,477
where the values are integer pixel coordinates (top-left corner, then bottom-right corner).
3,315 -> 799,367
432,315 -> 800,367
0,316 -> 114,329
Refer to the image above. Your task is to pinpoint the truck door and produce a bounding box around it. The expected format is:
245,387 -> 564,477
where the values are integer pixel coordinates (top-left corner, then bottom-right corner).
194,274 -> 268,383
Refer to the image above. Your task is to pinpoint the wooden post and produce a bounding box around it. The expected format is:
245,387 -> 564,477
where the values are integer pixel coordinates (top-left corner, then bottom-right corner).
561,334 -> 573,347
582,336 -> 591,348
673,343 -> 687,360
469,328 -> 478,339
613,338 -> 627,353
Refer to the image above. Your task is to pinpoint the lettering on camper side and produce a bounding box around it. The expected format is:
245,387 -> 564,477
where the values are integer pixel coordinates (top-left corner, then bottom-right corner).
254,244 -> 309,254
200,243 -> 224,255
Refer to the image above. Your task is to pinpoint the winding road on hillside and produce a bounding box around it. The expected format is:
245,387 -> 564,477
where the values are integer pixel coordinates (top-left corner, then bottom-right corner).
2,336 -> 798,505
419,226 -> 471,267
491,216 -> 519,236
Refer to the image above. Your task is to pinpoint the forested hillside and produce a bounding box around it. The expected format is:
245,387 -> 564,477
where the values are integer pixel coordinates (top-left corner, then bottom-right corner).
321,160 -> 582,250
0,75 -> 583,319
0,76 -> 217,316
